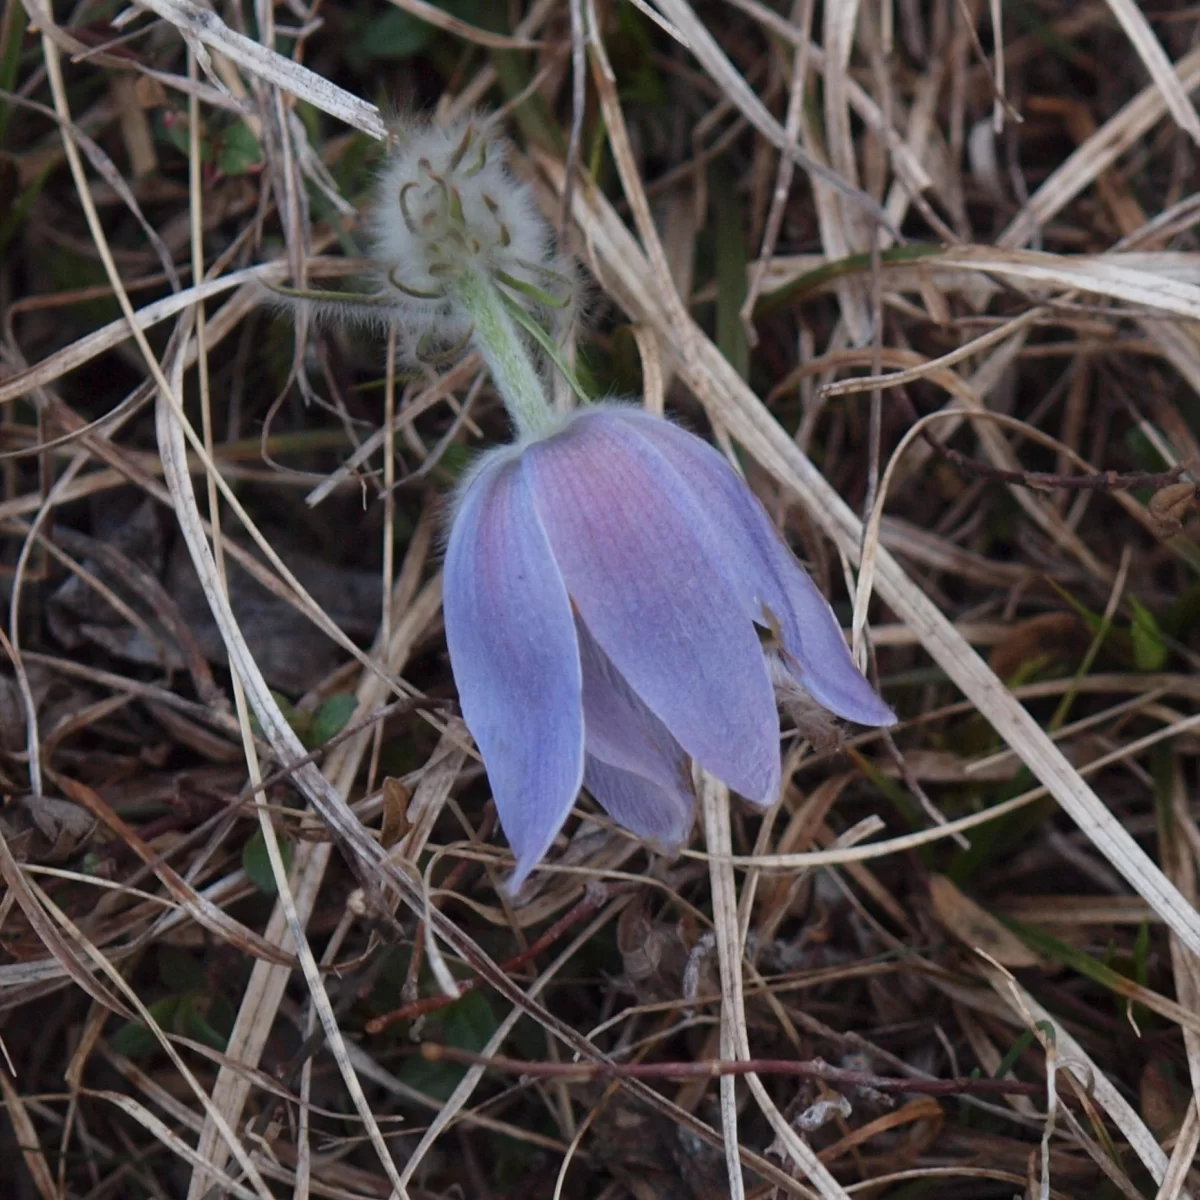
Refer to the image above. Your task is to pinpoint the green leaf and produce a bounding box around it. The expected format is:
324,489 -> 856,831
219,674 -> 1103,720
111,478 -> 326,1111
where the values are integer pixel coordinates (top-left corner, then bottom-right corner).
250,690 -> 311,743
1045,578 -> 1104,635
1003,917 -> 1158,1019
1134,921 -> 1151,989
179,993 -> 234,1051
442,988 -> 498,1055
498,289 -> 591,404
157,947 -> 208,994
311,693 -> 358,746
846,747 -> 924,831
110,997 -> 181,1059
710,162 -> 749,379
357,8 -> 435,61
216,122 -> 262,176
756,243 -> 942,319
1129,598 -> 1168,671
992,1021 -> 1056,1080
243,828 -> 294,895
398,991 -> 498,1101
156,109 -> 202,160
1124,425 -> 1169,473
0,1 -> 25,148
0,157 -> 50,259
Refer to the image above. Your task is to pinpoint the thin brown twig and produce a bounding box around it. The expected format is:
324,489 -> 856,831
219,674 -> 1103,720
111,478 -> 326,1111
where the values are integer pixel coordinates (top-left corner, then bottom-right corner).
366,882 -> 618,1034
897,388 -> 1195,493
934,445 -> 1192,494
417,1043 -> 1050,1099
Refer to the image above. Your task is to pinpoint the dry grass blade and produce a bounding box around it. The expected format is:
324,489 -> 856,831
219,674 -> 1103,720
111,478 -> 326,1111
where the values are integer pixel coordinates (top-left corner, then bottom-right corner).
700,771 -> 850,1200
1101,0 -> 1200,146
0,1068 -> 56,1200
19,864 -> 277,1196
650,0 -> 897,234
82,1089 -> 262,1200
1155,1101 -> 1200,1200
936,244 -> 1200,318
188,540 -> 441,1194
975,959 -> 1176,1192
154,347 -> 411,1196
386,0 -> 546,49
1001,43 -> 1200,248
131,0 -> 386,137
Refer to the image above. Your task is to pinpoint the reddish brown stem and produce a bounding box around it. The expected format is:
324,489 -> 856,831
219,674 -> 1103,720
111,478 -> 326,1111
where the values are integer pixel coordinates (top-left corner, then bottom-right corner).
366,882 -> 615,1034
935,445 -> 1191,493
895,384 -> 1195,493
418,1043 -> 1048,1099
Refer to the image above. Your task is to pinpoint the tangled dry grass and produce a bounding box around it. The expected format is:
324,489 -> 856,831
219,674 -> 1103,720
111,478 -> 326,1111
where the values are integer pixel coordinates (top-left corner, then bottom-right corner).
2,0 -> 1200,1196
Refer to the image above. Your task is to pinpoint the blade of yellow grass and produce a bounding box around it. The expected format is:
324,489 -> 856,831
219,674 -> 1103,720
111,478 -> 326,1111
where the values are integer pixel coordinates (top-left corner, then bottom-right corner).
6,847 -> 278,1198
1102,0 -> 1200,146
37,27 -> 414,1192
157,342 -> 414,1200
387,0 -> 546,49
813,0 -> 872,341
186,572 -> 442,1199
125,0 -> 387,137
1156,759 -> 1200,1200
1154,1101 -> 1199,1200
649,0 -> 896,234
977,959 -> 1176,1192
719,0 -> 934,198
700,771 -> 852,1200
1000,43 -> 1200,248
81,1090 -> 262,1200
936,244 -> 1200,317
0,1066 -> 57,1200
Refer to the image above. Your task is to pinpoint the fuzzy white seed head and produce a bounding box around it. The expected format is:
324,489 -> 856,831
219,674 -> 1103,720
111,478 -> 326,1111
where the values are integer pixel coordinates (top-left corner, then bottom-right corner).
366,116 -> 576,357
264,113 -> 580,440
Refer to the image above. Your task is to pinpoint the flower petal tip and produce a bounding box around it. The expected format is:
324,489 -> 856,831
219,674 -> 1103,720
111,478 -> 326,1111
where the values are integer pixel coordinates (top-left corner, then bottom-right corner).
498,859 -> 537,902
585,756 -> 695,850
806,671 -> 898,729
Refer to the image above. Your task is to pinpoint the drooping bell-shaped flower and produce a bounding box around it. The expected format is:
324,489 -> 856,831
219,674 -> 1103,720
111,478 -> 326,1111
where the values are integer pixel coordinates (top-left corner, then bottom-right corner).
445,405 -> 896,891
282,116 -> 894,893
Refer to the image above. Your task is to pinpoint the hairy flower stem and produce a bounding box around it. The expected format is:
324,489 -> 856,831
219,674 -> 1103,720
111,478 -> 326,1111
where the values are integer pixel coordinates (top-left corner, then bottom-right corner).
457,268 -> 555,440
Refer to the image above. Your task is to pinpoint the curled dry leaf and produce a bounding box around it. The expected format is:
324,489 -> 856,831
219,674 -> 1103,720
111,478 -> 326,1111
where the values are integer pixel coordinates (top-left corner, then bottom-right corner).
379,777 -> 412,851
927,874 -> 1043,969
5,793 -> 97,863
1138,1059 -> 1182,1139
615,890 -> 693,1003
1147,480 -> 1197,539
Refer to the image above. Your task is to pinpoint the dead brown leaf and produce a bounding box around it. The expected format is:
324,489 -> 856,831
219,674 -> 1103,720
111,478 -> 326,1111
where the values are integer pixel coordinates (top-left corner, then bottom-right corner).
927,874 -> 1042,969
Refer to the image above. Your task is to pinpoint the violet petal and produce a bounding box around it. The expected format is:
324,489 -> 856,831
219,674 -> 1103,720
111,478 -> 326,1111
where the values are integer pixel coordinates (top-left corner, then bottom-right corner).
525,410 -> 780,805
584,756 -> 694,850
578,617 -> 690,794
444,451 -> 584,889
616,409 -> 896,727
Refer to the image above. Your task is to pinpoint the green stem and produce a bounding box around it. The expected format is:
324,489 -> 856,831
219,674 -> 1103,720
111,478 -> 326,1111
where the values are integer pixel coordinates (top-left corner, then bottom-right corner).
456,269 -> 556,439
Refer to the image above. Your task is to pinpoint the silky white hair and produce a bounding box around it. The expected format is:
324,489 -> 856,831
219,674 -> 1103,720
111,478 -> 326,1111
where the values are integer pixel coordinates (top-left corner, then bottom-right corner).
268,114 -> 580,367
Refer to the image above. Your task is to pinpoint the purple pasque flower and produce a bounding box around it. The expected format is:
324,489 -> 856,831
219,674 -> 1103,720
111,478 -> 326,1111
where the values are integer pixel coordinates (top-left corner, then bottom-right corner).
444,405 -> 896,891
